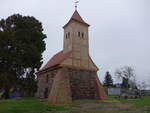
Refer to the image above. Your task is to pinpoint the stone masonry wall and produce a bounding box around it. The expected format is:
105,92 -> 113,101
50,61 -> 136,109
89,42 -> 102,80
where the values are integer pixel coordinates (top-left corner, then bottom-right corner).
68,68 -> 98,100
37,67 -> 106,101
37,69 -> 58,98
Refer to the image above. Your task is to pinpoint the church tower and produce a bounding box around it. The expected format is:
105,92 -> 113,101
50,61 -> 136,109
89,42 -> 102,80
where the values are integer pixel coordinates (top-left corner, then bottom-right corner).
36,10 -> 107,104
62,10 -> 98,71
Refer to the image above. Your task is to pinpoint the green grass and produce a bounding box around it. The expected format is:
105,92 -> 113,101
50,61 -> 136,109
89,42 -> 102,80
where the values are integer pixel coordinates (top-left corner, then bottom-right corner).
0,98 -> 70,113
0,96 -> 150,113
109,95 -> 150,106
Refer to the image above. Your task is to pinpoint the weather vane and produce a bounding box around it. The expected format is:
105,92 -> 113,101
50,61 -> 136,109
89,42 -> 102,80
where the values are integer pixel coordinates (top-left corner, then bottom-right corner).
75,1 -> 79,10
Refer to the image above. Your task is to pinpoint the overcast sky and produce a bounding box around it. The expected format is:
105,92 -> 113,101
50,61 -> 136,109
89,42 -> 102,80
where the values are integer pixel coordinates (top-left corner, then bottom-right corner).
1,0 -> 150,84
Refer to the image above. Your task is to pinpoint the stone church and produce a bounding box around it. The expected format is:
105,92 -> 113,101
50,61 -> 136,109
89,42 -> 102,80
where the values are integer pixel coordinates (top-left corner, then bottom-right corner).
36,10 -> 107,104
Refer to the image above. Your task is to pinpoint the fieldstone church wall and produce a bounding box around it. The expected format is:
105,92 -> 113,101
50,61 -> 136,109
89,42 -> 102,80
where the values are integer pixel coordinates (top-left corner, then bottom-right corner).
37,69 -> 58,98
68,69 -> 98,99
37,67 -> 104,101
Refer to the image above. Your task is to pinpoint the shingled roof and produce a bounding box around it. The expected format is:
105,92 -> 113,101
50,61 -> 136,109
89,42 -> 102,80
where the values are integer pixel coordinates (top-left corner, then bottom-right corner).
63,10 -> 89,28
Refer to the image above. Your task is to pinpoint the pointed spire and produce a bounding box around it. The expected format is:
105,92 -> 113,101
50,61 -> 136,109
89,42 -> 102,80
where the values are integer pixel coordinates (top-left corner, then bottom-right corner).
63,10 -> 89,28
71,10 -> 85,23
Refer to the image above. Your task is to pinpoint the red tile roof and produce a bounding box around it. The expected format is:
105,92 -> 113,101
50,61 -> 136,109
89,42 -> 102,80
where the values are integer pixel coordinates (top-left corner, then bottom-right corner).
71,10 -> 86,23
41,51 -> 72,71
63,10 -> 89,28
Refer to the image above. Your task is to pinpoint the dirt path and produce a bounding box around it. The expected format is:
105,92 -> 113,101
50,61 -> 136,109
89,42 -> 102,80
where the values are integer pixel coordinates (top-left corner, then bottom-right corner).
46,101 -> 146,113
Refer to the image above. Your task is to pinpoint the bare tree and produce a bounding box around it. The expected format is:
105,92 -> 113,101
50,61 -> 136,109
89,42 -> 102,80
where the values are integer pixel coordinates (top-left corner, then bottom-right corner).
137,83 -> 142,90
115,66 -> 135,80
141,81 -> 147,90
115,66 -> 136,89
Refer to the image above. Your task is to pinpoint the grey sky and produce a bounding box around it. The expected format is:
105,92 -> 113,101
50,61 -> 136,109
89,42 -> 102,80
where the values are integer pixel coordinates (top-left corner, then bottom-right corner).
0,0 -> 150,84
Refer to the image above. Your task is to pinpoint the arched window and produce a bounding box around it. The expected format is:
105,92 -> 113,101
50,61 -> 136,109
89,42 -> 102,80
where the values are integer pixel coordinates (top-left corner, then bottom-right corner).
66,34 -> 68,39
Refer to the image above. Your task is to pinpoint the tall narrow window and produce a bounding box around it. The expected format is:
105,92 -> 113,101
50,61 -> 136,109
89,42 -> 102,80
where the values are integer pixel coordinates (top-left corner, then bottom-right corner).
44,88 -> 48,98
82,32 -> 84,38
46,75 -> 49,83
68,32 -> 70,38
78,32 -> 80,37
66,34 -> 68,39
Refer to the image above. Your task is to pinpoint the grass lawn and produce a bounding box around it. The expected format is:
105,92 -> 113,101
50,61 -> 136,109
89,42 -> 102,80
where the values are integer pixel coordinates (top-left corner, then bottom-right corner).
109,95 -> 150,106
0,98 -> 70,113
0,96 -> 150,113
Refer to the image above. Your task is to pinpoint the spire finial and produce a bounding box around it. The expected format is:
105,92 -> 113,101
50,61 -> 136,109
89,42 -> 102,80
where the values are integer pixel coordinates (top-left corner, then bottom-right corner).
75,1 -> 79,10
